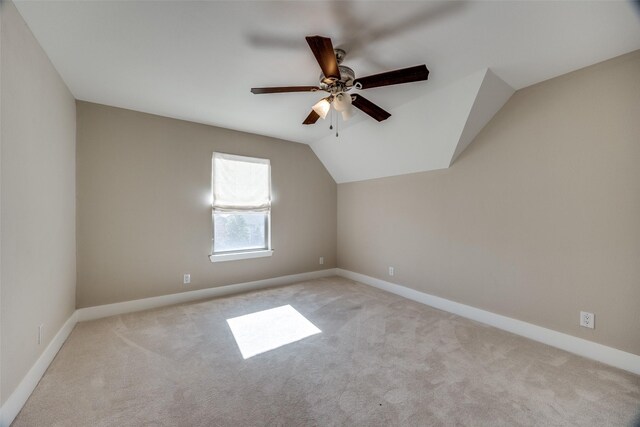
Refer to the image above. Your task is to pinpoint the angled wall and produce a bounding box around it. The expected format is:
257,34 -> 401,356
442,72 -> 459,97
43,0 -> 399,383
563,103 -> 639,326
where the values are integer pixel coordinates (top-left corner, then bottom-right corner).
337,50 -> 640,356
311,69 -> 514,183
450,69 -> 515,165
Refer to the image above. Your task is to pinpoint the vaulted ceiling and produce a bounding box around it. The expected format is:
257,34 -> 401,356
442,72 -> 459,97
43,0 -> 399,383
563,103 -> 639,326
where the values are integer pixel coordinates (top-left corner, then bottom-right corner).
14,1 -> 640,183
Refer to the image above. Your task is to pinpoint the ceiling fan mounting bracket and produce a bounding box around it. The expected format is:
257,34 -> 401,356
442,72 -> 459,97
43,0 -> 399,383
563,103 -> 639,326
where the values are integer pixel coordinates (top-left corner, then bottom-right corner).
334,48 -> 346,65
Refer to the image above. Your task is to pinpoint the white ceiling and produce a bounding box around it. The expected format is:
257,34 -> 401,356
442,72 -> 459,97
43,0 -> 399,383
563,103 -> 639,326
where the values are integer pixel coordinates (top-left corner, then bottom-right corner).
15,1 -> 640,182
311,68 -> 514,182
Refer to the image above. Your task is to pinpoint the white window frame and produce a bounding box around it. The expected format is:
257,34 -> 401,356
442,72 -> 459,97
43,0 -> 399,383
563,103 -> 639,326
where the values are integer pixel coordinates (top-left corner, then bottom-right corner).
209,152 -> 273,262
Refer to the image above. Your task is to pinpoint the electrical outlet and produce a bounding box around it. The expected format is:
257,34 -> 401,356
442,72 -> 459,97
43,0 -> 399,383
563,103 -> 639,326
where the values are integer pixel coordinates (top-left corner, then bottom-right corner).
580,311 -> 595,329
319,257 -> 324,265
388,266 -> 394,276
183,274 -> 191,285
38,324 -> 43,345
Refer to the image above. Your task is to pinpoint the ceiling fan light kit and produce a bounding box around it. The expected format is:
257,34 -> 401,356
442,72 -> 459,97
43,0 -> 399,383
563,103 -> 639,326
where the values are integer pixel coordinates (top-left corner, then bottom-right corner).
332,93 -> 352,112
312,98 -> 331,120
341,107 -> 353,122
250,35 -> 430,133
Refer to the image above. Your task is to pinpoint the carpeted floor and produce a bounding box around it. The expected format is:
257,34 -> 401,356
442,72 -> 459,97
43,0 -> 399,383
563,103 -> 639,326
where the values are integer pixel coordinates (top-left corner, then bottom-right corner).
13,277 -> 640,426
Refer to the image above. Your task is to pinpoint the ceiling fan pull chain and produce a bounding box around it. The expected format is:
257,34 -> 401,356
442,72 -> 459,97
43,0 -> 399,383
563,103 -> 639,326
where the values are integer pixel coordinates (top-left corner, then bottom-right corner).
329,108 -> 333,130
336,114 -> 339,138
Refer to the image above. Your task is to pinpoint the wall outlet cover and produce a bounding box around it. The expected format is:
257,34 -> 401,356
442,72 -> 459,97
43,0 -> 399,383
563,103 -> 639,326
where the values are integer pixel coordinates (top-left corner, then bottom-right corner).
580,311 -> 595,329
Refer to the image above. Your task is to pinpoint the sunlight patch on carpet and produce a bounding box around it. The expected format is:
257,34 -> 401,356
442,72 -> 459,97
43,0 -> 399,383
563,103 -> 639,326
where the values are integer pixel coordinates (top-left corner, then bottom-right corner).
226,304 -> 321,359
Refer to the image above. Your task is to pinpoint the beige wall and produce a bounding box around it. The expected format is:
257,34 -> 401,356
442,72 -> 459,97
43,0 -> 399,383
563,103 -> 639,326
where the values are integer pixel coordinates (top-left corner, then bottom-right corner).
337,51 -> 640,356
76,102 -> 337,308
0,0 -> 76,403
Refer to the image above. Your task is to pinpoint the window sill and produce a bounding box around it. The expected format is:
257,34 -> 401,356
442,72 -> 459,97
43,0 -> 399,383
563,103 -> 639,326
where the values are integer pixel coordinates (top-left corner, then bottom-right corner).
209,250 -> 273,263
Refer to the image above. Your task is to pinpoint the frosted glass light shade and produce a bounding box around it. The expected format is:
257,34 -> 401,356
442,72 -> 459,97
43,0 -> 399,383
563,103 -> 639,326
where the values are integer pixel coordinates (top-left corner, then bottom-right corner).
333,93 -> 352,112
341,107 -> 353,121
312,98 -> 331,119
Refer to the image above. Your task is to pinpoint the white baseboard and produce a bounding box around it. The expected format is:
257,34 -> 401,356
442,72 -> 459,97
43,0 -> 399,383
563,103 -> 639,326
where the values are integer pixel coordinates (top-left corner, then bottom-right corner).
77,268 -> 338,322
336,268 -> 640,376
0,311 -> 78,427
0,268 -> 337,426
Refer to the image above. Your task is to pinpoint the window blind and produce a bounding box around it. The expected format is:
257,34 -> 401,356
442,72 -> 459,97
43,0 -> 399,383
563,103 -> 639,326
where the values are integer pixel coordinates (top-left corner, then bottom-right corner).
212,153 -> 271,212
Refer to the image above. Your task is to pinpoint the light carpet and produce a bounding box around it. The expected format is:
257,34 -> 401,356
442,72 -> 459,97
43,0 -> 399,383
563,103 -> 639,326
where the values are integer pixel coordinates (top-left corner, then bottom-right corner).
13,277 -> 640,426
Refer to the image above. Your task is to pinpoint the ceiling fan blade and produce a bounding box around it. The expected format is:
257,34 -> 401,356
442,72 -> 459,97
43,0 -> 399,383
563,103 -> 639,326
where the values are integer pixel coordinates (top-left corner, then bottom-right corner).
351,95 -> 391,122
305,36 -> 341,82
251,86 -> 320,94
354,65 -> 429,90
303,110 -> 320,125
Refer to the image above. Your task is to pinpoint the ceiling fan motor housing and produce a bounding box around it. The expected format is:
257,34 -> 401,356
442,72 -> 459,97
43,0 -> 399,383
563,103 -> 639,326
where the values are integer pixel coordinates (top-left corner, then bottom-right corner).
320,65 -> 355,93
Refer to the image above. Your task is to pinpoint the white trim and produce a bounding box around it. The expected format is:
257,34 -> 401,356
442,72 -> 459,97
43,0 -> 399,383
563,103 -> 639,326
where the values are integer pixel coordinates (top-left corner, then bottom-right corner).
0,311 -> 78,427
77,268 -> 337,322
2,268 -> 636,426
0,269 -> 338,426
209,249 -> 273,263
213,151 -> 270,165
335,269 -> 640,376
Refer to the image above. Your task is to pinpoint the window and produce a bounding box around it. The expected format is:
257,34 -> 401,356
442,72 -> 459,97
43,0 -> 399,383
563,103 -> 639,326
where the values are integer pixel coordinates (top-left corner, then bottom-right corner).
210,153 -> 272,262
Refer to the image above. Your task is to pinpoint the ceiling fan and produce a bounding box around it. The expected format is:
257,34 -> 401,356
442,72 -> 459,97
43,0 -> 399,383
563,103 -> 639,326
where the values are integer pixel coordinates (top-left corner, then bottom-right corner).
251,36 -> 429,126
